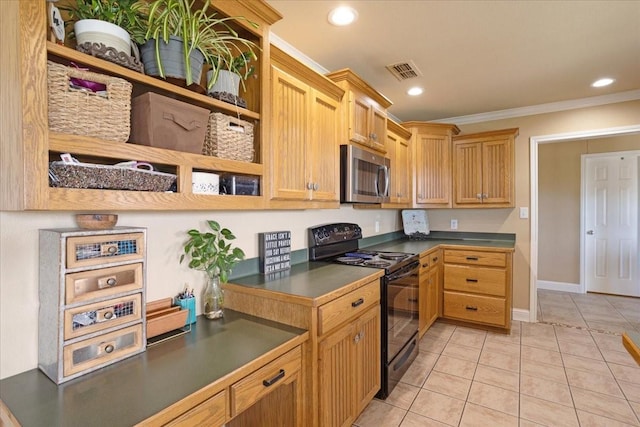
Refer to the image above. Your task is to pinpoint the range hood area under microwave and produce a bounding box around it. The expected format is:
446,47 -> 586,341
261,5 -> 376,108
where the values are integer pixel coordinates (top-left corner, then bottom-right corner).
340,144 -> 390,204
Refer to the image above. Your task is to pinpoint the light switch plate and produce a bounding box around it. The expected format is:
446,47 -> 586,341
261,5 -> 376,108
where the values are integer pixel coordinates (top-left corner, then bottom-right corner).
519,207 -> 529,219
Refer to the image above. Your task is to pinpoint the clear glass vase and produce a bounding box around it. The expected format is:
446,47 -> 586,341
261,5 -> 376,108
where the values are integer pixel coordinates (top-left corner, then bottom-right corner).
203,274 -> 224,319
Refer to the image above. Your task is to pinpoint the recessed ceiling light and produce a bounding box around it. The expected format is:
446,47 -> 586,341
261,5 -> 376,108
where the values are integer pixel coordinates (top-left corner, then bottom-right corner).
328,6 -> 358,26
407,87 -> 423,96
591,78 -> 615,88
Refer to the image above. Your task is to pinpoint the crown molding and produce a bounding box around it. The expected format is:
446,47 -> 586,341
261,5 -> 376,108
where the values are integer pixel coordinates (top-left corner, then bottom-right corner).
432,90 -> 640,125
270,33 -> 330,75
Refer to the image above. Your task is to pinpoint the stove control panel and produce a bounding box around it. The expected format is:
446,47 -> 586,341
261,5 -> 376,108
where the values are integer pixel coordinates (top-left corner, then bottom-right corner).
308,223 -> 362,246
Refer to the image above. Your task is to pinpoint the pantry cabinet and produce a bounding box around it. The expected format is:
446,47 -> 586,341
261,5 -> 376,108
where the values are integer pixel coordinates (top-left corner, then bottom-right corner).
1,0 -> 281,211
452,128 -> 518,208
442,248 -> 513,331
418,248 -> 441,337
269,47 -> 344,208
385,120 -> 413,206
326,69 -> 392,154
402,122 -> 460,208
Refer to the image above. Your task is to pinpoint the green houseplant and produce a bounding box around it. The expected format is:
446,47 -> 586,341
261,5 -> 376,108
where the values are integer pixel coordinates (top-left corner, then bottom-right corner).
140,0 -> 258,89
180,220 -> 245,319
60,0 -> 148,53
207,50 -> 257,96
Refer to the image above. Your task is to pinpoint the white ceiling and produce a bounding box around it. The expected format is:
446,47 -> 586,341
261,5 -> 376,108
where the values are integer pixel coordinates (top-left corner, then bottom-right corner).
265,0 -> 640,122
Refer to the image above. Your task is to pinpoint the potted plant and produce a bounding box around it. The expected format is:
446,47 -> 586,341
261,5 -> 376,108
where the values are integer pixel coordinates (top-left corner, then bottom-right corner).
180,220 -> 245,319
206,50 -> 257,97
60,0 -> 147,56
140,0 -> 258,89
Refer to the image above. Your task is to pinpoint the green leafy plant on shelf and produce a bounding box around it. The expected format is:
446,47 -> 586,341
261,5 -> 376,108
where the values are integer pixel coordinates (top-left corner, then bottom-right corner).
60,0 -> 148,44
208,50 -> 258,93
142,0 -> 259,89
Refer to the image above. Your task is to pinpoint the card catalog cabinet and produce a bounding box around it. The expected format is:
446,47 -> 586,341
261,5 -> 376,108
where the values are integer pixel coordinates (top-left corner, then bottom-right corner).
38,227 -> 147,384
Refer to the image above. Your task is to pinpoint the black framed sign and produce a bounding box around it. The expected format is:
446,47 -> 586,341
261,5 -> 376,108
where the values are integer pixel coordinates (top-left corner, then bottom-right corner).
258,231 -> 292,274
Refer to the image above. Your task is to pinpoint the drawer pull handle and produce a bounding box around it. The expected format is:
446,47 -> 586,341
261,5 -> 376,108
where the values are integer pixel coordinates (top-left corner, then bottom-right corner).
263,369 -> 285,387
104,311 -> 114,320
432,257 -> 438,262
422,263 -> 429,268
104,344 -> 115,353
408,298 -> 418,303
465,306 -> 478,311
352,298 -> 364,308
466,278 -> 478,283
98,276 -> 117,289
466,256 -> 479,261
101,243 -> 119,256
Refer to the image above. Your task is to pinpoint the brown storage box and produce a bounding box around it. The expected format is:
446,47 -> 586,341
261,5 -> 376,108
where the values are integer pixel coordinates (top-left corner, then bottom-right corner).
146,298 -> 188,339
130,92 -> 209,154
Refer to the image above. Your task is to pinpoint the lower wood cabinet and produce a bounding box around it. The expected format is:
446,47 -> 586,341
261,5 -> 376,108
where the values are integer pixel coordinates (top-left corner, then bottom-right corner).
418,249 -> 441,337
159,346 -> 303,427
442,248 -> 513,331
223,274 -> 383,427
319,304 -> 380,427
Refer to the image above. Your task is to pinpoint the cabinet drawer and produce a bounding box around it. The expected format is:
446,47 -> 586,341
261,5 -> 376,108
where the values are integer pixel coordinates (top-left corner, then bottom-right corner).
66,233 -> 145,269
318,280 -> 380,336
167,390 -> 226,427
64,293 -> 143,340
63,324 -> 143,377
444,249 -> 506,267
443,291 -> 506,326
444,265 -> 506,297
65,263 -> 143,304
230,346 -> 301,417
419,250 -> 440,272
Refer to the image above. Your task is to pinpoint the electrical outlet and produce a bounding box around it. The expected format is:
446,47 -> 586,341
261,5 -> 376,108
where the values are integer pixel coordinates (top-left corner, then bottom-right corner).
450,219 -> 458,230
375,220 -> 380,233
519,207 -> 529,219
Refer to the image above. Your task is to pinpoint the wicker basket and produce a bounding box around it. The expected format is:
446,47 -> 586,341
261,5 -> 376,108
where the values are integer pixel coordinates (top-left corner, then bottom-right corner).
47,61 -> 132,142
203,112 -> 254,162
49,161 -> 176,192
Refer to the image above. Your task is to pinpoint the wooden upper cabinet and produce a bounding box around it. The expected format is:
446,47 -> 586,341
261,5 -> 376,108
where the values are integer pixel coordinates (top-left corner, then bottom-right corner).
452,128 -> 518,208
403,122 -> 460,208
269,46 -> 344,208
1,0 -> 283,211
386,120 -> 412,206
326,69 -> 392,154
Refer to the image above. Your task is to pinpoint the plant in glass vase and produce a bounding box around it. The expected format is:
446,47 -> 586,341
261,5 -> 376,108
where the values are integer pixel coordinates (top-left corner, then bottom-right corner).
180,220 -> 245,319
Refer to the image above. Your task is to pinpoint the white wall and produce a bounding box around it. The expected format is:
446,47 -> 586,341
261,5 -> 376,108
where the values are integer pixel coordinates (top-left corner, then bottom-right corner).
0,207 -> 401,379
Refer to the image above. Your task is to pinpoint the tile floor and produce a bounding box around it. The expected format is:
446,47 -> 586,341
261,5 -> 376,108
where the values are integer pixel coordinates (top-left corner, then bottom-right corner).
537,290 -> 640,335
354,291 -> 640,427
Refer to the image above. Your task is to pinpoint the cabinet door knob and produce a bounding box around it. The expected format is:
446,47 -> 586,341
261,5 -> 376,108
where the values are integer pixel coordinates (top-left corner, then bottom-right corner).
306,182 -> 313,190
354,332 -> 361,343
313,183 -> 319,191
482,193 -> 488,199
476,194 -> 482,199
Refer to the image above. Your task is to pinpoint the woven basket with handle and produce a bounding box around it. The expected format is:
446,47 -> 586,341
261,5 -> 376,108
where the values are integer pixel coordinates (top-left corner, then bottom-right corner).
203,112 -> 254,162
47,61 -> 132,142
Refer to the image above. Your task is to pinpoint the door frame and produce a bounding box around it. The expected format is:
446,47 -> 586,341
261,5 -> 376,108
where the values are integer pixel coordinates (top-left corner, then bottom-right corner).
581,150 -> 640,295
529,124 -> 640,322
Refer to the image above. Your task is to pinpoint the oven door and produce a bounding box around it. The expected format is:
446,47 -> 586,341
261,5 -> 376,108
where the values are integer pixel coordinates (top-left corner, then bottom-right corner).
386,261 -> 419,362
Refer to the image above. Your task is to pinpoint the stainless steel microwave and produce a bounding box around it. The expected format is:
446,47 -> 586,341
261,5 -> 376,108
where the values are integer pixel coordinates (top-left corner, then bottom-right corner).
340,144 -> 390,203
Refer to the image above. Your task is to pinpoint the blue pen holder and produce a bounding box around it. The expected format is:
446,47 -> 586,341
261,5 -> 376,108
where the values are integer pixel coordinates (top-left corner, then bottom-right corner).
176,297 -> 196,325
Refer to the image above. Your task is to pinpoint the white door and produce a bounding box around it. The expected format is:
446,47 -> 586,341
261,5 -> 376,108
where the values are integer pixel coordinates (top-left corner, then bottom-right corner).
584,152 -> 639,296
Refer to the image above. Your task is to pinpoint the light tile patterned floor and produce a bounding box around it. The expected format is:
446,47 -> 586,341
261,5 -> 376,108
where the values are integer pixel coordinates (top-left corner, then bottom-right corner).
537,290 -> 640,335
354,291 -> 640,427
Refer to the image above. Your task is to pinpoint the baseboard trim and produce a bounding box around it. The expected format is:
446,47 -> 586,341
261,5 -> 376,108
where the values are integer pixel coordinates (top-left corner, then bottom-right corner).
512,308 -> 530,323
537,280 -> 582,293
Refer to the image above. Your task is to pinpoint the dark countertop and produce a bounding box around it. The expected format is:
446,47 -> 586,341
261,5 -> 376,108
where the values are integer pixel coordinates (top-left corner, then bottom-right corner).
364,237 -> 516,255
228,262 -> 384,306
0,310 -> 307,427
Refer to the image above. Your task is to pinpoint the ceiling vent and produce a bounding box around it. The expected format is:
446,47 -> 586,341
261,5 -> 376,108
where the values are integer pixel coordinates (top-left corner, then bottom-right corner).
385,60 -> 422,81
